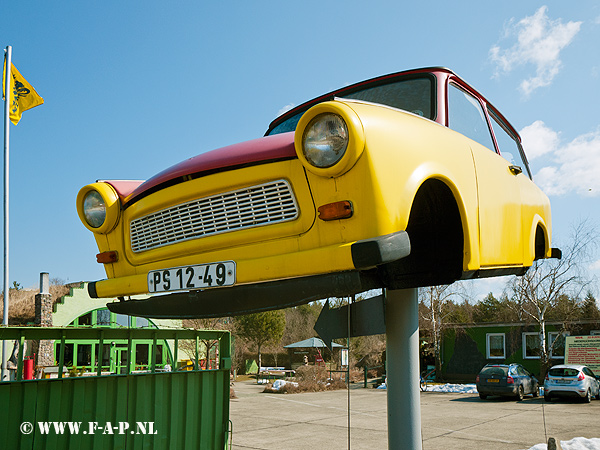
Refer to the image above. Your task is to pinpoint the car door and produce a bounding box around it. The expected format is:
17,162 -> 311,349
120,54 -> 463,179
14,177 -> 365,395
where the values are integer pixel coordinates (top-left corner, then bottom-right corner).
520,366 -> 535,394
447,82 -> 524,267
583,367 -> 600,395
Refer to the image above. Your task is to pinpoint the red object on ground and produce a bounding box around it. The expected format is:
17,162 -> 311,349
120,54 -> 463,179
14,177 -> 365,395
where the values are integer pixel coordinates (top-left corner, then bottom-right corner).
24,357 -> 34,380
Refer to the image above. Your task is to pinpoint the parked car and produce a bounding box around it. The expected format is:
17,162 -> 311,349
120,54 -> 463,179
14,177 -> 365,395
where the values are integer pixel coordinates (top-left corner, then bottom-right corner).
476,364 -> 539,401
544,364 -> 600,403
76,67 -> 559,318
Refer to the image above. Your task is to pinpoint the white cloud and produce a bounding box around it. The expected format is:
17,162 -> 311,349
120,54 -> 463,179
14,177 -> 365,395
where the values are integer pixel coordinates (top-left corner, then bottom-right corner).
520,120 -> 559,159
490,6 -> 582,96
591,259 -> 600,271
523,122 -> 600,197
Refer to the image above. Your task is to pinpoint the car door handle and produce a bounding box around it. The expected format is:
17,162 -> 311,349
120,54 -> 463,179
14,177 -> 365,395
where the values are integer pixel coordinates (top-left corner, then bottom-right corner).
509,165 -> 522,175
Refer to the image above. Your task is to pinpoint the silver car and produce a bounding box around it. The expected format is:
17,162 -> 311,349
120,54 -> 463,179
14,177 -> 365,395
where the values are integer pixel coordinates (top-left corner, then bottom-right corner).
544,364 -> 600,403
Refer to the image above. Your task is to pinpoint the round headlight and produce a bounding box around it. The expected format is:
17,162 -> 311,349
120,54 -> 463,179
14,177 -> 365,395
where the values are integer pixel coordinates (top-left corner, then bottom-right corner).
302,113 -> 349,168
83,190 -> 106,228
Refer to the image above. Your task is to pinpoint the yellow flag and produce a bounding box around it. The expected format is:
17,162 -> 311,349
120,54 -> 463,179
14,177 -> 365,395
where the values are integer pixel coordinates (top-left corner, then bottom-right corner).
3,60 -> 44,125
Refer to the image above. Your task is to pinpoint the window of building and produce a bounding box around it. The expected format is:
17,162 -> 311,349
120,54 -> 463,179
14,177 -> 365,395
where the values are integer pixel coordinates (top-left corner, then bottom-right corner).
78,312 -> 92,326
548,331 -> 569,359
523,332 -> 541,359
486,333 -> 505,359
96,309 -> 111,326
591,330 -> 600,336
77,344 -> 93,366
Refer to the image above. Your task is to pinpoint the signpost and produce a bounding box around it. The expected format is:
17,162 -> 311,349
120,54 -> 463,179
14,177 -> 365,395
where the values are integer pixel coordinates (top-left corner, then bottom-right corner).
565,335 -> 600,372
314,294 -> 386,350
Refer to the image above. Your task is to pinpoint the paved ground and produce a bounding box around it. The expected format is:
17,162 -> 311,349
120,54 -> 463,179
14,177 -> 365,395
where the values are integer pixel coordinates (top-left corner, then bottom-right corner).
229,380 -> 600,449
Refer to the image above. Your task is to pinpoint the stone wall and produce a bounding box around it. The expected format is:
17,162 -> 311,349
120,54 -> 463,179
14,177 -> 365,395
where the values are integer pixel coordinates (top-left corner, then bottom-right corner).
34,292 -> 54,367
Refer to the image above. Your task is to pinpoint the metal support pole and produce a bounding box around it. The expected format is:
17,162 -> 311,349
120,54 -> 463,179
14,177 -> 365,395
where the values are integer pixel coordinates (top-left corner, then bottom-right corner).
385,288 -> 422,450
1,45 -> 12,382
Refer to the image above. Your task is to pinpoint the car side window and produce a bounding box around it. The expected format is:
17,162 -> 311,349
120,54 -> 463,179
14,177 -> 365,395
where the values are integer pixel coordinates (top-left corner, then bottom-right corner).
448,83 -> 495,151
488,109 -> 531,178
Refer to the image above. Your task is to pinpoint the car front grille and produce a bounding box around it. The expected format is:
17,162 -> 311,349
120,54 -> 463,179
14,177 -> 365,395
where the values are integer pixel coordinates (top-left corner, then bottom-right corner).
130,179 -> 299,252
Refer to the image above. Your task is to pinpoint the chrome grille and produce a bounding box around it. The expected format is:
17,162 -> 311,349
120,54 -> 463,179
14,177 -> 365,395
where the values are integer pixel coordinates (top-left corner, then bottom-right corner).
130,180 -> 299,252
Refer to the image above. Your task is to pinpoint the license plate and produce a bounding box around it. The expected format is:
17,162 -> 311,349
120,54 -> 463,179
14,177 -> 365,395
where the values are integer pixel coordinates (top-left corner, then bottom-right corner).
487,379 -> 500,383
556,379 -> 571,384
148,261 -> 236,293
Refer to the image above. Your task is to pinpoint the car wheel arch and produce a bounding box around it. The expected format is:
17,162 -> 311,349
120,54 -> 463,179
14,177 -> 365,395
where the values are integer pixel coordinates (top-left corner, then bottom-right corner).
379,178 -> 466,288
531,219 -> 550,262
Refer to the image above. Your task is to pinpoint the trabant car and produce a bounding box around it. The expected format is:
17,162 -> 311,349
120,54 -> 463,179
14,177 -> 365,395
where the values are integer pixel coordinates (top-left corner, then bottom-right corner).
76,67 -> 559,317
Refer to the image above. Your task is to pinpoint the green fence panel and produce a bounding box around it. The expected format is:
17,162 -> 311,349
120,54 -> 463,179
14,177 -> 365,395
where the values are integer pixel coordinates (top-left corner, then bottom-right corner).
0,327 -> 231,450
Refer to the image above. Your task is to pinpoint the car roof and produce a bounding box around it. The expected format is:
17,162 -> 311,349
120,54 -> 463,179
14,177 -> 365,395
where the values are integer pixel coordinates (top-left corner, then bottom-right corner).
266,66 -> 453,135
549,364 -> 586,370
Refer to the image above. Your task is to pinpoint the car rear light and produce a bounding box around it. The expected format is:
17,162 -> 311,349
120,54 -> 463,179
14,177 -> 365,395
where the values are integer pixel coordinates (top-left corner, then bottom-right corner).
545,373 -> 549,381
578,372 -> 584,381
476,375 -> 479,383
507,376 -> 514,384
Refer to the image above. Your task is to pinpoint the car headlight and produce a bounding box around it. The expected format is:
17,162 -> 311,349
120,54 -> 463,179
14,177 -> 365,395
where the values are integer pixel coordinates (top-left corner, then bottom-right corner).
302,113 -> 349,168
295,101 -> 365,178
83,190 -> 106,228
77,182 -> 121,234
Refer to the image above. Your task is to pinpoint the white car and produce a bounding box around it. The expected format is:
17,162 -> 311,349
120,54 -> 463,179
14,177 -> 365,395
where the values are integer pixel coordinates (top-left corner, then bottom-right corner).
544,364 -> 600,403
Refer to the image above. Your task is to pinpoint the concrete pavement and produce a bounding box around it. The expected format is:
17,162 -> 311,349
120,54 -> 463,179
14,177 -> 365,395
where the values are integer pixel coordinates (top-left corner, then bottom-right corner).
229,380 -> 600,450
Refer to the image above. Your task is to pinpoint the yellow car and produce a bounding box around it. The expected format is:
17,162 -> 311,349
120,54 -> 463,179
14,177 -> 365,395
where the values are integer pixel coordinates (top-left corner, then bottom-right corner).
77,67 -> 559,318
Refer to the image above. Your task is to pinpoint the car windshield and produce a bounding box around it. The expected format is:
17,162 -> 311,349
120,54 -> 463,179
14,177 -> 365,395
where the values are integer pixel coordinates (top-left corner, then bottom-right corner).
480,366 -> 507,376
268,76 -> 434,135
548,368 -> 580,377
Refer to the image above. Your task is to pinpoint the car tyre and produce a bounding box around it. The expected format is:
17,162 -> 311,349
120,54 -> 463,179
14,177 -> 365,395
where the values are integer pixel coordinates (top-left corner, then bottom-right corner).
532,384 -> 539,397
479,393 -> 487,400
544,394 -> 551,402
584,389 -> 592,403
516,385 -> 524,401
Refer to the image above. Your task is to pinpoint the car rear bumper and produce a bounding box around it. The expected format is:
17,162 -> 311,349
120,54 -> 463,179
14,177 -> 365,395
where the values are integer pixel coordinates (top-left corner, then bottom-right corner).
477,385 -> 518,396
544,387 -> 588,398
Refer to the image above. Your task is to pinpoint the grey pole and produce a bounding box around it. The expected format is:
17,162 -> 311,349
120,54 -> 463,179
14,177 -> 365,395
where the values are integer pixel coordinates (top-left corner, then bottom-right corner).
1,45 -> 12,382
385,288 -> 422,450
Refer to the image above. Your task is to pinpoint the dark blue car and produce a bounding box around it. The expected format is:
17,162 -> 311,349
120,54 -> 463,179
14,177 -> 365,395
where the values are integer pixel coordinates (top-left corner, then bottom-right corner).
476,363 -> 539,401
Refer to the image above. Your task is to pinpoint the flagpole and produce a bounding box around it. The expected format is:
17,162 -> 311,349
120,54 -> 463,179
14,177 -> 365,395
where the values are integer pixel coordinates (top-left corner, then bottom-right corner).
1,45 -> 11,381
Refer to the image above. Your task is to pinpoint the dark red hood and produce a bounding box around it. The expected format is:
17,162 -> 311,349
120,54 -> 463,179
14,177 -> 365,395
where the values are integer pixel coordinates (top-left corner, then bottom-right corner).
124,132 -> 296,206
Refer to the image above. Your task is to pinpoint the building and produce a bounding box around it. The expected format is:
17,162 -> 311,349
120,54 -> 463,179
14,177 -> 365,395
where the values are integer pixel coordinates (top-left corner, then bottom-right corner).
441,320 -> 600,382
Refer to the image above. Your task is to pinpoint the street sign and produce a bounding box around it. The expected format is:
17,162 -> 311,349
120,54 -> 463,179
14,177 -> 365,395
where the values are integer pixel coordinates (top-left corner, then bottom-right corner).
314,295 -> 386,350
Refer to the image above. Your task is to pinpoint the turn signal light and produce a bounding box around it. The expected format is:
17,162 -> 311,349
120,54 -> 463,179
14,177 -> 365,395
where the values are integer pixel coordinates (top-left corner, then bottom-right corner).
96,251 -> 118,264
318,201 -> 353,221
507,376 -> 514,384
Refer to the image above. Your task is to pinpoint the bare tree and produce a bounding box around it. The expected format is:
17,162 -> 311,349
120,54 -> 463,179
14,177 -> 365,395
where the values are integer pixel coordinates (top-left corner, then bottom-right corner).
419,284 -> 465,378
509,221 -> 598,376
180,318 -> 233,369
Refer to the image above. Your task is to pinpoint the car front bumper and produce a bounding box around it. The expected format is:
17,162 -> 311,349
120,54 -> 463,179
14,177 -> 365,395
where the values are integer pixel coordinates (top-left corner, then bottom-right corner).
91,230 -> 411,316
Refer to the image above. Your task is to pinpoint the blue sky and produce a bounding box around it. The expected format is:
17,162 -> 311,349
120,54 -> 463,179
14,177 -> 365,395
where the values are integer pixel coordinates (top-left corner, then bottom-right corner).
1,1 -> 599,300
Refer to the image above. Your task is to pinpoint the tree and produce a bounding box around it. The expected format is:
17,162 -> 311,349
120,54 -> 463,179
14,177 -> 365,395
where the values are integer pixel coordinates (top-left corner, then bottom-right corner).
235,310 -> 286,372
419,284 -> 464,378
509,222 -> 598,376
281,302 -> 322,346
473,293 -> 521,323
180,318 -> 233,369
580,292 -> 600,320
